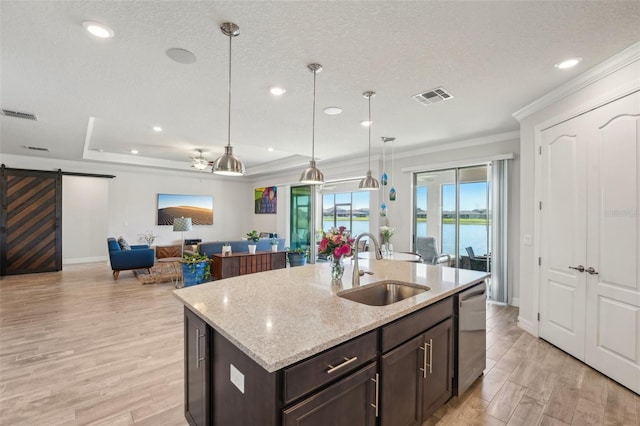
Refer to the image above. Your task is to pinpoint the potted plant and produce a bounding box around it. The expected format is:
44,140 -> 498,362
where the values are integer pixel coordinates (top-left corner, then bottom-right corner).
181,252 -> 211,286
246,230 -> 260,254
286,247 -> 308,267
222,242 -> 232,256
270,237 -> 279,252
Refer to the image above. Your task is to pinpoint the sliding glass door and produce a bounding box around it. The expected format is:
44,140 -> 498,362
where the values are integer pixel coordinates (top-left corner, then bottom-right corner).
414,165 -> 491,271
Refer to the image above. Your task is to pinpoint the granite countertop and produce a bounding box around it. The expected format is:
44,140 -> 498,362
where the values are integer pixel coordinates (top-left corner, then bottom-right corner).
173,258 -> 489,372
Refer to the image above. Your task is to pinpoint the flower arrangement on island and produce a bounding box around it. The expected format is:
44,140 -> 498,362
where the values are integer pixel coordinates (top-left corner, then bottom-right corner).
380,226 -> 395,243
318,226 -> 355,258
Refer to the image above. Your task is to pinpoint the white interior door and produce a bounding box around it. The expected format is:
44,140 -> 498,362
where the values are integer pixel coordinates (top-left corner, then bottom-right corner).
585,91 -> 640,393
539,117 -> 588,359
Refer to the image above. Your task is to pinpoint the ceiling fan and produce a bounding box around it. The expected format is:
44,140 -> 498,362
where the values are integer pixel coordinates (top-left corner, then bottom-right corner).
190,149 -> 212,170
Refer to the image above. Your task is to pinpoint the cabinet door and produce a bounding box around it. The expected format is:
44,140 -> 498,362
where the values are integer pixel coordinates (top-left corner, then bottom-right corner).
184,307 -> 209,426
380,334 -> 424,426
422,318 -> 453,420
282,362 -> 378,426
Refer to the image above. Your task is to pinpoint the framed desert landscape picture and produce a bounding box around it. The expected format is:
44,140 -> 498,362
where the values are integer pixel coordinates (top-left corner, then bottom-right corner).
157,194 -> 213,225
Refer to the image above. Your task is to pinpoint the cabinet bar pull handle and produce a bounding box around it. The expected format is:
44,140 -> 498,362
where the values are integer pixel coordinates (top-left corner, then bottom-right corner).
370,373 -> 379,417
426,339 -> 433,374
419,343 -> 427,378
195,328 -> 206,368
326,356 -> 358,374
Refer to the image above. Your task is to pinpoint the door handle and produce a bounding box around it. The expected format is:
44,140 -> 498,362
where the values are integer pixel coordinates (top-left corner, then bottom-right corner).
568,265 -> 585,272
586,267 -> 599,275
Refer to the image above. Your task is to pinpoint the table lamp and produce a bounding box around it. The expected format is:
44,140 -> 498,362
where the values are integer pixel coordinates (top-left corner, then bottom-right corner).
173,217 -> 192,258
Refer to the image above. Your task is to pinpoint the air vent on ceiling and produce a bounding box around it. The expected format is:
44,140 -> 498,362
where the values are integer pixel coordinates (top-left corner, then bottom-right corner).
412,87 -> 453,106
2,109 -> 38,121
23,145 -> 50,152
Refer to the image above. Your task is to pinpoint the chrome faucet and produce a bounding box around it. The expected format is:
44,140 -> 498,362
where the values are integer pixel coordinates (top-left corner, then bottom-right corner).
352,232 -> 383,287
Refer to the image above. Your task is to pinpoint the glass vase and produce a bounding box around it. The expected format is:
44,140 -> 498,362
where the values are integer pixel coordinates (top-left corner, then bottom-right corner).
329,255 -> 345,281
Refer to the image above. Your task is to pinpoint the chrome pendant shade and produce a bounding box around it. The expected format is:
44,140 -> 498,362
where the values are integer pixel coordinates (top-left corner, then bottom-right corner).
359,91 -> 380,190
299,63 -> 325,184
213,22 -> 246,176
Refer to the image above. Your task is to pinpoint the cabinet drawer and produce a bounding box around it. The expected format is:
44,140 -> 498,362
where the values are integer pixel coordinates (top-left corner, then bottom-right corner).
283,330 -> 377,404
381,297 -> 453,353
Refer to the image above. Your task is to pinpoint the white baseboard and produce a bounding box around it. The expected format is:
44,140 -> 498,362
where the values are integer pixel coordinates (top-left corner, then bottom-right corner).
517,315 -> 538,337
510,297 -> 520,307
63,256 -> 108,265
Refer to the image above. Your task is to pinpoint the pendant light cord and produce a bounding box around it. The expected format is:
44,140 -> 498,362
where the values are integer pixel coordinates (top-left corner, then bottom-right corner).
227,32 -> 232,149
312,68 -> 316,161
368,95 -> 372,170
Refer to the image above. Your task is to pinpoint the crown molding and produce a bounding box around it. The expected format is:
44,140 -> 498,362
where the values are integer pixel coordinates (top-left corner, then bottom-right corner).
513,41 -> 640,122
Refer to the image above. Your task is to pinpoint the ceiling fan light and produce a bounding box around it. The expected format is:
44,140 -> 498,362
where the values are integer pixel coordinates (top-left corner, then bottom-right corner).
193,162 -> 208,170
300,160 -> 325,184
213,145 -> 246,176
359,170 -> 380,190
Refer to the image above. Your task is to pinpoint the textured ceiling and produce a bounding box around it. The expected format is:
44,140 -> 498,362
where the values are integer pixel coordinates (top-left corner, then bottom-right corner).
2,1 -> 639,176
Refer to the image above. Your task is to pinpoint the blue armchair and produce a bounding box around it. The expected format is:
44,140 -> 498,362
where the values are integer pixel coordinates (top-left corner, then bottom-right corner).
107,238 -> 155,280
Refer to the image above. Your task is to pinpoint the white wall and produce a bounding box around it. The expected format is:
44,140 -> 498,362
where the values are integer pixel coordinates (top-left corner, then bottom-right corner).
2,154 -> 254,260
62,176 -> 109,264
516,43 -> 640,335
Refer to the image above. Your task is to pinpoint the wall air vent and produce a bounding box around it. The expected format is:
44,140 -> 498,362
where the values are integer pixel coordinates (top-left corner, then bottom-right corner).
2,109 -> 38,121
412,87 -> 454,106
23,145 -> 50,152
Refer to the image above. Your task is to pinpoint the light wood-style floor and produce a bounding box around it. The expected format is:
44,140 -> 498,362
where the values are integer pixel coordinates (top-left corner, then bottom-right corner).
0,263 -> 638,425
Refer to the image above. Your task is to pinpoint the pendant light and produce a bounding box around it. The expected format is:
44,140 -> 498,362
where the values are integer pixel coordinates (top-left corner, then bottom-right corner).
299,63 -> 325,184
383,137 -> 397,201
359,91 -> 380,190
381,138 -> 388,186
212,22 -> 246,176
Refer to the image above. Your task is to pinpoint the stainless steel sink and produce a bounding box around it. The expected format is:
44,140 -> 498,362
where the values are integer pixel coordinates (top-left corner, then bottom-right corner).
338,281 -> 430,306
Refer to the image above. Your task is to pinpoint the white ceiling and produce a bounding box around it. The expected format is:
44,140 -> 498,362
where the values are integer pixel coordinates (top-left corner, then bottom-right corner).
2,1 -> 639,177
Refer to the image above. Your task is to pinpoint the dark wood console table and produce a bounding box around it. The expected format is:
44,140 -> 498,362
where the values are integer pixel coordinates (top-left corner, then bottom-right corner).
212,251 -> 286,280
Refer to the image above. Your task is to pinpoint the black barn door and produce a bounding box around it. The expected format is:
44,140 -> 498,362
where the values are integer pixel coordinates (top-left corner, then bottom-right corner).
1,166 -> 62,275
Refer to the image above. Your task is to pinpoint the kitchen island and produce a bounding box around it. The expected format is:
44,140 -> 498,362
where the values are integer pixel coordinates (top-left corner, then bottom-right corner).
174,257 -> 489,426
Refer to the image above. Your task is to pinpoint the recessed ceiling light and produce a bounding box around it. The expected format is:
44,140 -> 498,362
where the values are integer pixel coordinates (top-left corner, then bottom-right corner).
267,147 -> 274,152
555,57 -> 583,69
323,107 -> 342,115
152,126 -> 163,132
130,149 -> 139,154
270,87 -> 286,96
82,21 -> 114,39
361,120 -> 373,127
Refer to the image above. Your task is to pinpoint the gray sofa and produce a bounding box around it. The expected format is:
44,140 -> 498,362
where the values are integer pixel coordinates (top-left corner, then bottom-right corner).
198,238 -> 286,258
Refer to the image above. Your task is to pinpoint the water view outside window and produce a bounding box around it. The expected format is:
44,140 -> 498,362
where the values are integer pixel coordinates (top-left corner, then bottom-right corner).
442,182 -> 490,256
322,191 -> 370,236
414,166 -> 491,259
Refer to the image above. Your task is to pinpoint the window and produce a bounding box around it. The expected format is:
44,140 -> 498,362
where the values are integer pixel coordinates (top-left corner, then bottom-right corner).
322,191 -> 369,236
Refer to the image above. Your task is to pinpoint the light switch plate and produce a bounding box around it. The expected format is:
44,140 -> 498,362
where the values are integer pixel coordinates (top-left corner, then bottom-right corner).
523,234 -> 533,246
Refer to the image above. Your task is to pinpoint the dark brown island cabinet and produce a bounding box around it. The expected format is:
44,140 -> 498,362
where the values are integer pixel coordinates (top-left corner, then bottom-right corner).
184,293 -> 473,426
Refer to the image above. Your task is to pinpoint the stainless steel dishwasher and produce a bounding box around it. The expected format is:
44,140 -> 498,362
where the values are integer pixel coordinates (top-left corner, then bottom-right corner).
454,281 -> 487,396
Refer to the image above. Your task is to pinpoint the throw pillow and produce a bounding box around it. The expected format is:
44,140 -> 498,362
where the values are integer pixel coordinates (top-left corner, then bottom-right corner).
117,236 -> 131,250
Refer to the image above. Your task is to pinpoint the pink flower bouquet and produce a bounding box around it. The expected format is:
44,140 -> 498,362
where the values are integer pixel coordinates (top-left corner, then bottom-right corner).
318,226 -> 355,258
